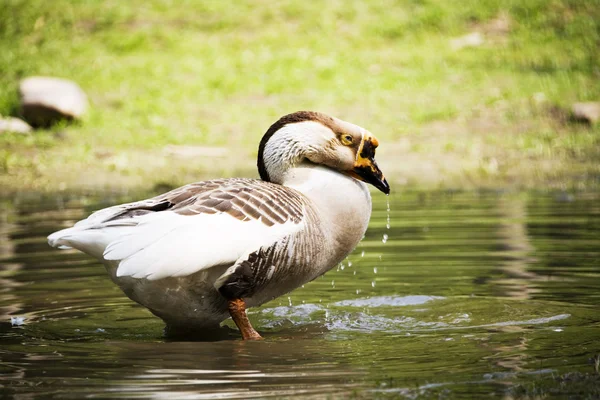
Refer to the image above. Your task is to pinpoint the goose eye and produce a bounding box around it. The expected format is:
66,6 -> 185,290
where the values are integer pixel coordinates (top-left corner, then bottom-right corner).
341,134 -> 353,145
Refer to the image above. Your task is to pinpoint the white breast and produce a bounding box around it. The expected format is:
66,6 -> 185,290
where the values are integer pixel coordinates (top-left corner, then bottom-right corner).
282,164 -> 372,258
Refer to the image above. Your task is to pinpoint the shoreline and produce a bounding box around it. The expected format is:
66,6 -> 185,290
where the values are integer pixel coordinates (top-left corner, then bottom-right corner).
2,149 -> 597,196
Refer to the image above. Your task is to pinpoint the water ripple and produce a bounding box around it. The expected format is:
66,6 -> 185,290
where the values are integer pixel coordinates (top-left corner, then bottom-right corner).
333,295 -> 443,307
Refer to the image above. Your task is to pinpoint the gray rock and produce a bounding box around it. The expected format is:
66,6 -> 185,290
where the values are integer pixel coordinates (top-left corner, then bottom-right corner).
19,76 -> 88,127
0,116 -> 32,134
572,102 -> 600,124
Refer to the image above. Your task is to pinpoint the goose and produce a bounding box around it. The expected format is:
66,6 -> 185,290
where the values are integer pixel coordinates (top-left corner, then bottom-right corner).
48,111 -> 390,340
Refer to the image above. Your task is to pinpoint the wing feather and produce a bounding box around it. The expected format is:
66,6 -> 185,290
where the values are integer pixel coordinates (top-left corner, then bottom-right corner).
110,212 -> 302,280
48,178 -> 309,280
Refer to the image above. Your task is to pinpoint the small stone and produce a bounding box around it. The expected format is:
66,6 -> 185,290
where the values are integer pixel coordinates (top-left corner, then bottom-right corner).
572,102 -> 600,124
0,116 -> 32,134
450,32 -> 484,50
10,316 -> 25,326
19,76 -> 88,127
532,92 -> 546,104
163,145 -> 228,158
482,12 -> 511,36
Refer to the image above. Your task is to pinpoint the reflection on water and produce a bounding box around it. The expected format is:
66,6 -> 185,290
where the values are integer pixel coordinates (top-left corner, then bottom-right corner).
1,190 -> 599,398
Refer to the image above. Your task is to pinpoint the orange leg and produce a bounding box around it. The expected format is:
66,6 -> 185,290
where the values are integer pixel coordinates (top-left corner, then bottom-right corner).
228,298 -> 262,340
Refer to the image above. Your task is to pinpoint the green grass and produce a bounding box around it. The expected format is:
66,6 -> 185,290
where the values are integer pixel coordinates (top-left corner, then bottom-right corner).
1,0 -> 599,192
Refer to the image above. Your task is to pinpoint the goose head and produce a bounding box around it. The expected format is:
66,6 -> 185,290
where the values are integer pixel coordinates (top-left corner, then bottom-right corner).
257,111 -> 390,194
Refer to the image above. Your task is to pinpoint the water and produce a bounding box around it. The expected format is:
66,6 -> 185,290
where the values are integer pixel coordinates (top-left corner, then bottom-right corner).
1,190 -> 599,398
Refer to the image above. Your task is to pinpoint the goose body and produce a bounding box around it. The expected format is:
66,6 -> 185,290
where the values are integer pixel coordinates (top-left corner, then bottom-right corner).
48,111 -> 389,339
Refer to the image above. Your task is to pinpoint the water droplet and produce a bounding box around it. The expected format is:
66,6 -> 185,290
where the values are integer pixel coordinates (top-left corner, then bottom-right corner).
382,234 -> 388,244
373,267 -> 378,274
353,270 -> 356,275
386,198 -> 391,229
301,285 -> 305,288
378,255 -> 382,261
371,281 -> 376,287
361,251 -> 365,257
331,280 -> 335,287
348,261 -> 352,267
356,289 -> 361,294
288,296 -> 292,306
341,264 -> 345,270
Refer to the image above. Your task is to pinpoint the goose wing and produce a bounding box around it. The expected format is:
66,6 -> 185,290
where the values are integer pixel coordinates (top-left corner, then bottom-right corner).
50,179 -> 307,280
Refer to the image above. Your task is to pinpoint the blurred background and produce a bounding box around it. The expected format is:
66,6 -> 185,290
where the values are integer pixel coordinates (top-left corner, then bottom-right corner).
2,3 -> 600,398
1,0 -> 599,192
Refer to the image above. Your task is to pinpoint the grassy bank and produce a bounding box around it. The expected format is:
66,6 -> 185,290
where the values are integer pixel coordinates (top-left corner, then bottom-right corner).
1,0 -> 599,193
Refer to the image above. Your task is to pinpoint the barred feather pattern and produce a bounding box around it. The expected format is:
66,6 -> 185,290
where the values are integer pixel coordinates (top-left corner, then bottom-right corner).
217,203 -> 325,306
93,178 -> 305,228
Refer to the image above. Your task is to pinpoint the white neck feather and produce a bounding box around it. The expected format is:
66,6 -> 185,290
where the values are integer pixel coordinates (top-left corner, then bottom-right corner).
262,121 -> 333,184
284,164 -> 372,250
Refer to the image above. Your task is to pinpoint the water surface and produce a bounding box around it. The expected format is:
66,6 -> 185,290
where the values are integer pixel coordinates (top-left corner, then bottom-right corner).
1,190 -> 599,398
